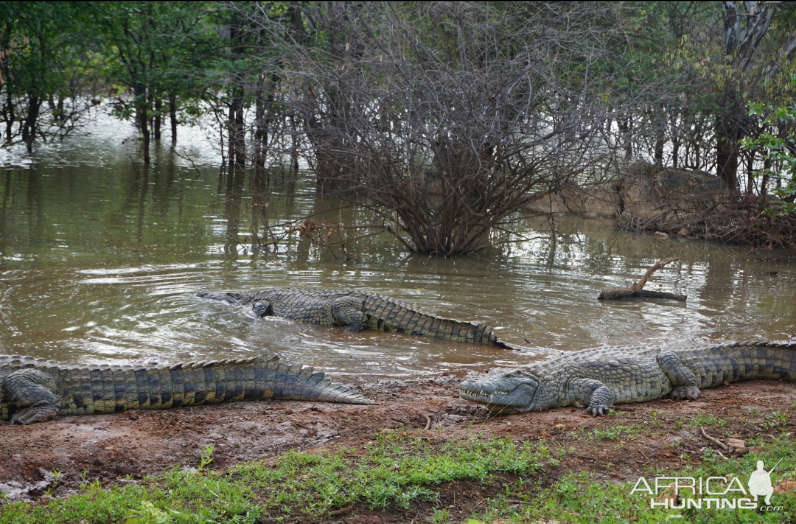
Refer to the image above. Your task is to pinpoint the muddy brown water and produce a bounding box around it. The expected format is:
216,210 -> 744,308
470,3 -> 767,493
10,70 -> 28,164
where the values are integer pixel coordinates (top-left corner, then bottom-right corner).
1,113 -> 795,380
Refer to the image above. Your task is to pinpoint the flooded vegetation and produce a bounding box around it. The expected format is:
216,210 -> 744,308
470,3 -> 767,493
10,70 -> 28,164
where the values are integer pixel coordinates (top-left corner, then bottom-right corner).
1,114 -> 794,379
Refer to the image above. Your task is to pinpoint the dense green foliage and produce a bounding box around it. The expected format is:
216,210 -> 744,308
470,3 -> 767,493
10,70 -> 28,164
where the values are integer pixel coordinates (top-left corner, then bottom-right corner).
743,77 -> 796,215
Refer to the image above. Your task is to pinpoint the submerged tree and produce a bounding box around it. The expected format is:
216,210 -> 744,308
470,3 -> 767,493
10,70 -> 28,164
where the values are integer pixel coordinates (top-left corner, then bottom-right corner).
98,1 -> 218,163
0,1 -> 101,150
242,1 -> 620,255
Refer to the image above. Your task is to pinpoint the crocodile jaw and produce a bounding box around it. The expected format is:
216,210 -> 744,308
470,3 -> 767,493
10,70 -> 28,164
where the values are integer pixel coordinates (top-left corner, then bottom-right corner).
458,375 -> 541,412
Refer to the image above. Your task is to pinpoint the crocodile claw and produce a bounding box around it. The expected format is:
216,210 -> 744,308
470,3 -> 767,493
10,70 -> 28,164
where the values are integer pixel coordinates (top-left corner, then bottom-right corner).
587,404 -> 610,417
670,386 -> 700,401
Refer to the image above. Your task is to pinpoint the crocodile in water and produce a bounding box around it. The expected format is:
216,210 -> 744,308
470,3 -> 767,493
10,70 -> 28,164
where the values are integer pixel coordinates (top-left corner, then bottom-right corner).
197,288 -> 521,349
0,353 -> 371,424
459,341 -> 796,415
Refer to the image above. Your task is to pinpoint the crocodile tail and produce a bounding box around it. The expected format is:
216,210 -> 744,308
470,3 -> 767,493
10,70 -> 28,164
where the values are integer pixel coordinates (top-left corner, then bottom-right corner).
265,359 -> 373,404
363,296 -> 509,346
685,341 -> 796,388
37,354 -> 371,416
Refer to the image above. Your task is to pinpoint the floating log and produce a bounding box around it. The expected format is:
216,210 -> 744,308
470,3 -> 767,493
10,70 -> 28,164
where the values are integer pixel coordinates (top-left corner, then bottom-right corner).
598,257 -> 686,301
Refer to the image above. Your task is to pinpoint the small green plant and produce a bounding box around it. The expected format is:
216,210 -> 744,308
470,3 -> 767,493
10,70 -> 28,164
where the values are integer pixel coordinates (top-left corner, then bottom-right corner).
688,414 -> 726,427
649,410 -> 663,427
198,444 -> 215,471
429,507 -> 451,524
588,425 -> 640,441
78,471 -> 93,490
50,469 -> 63,489
762,411 -> 788,430
124,501 -> 171,524
674,418 -> 684,430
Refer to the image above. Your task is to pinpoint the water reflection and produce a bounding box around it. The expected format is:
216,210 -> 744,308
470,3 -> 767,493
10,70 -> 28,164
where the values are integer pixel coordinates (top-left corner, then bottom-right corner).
0,113 -> 794,377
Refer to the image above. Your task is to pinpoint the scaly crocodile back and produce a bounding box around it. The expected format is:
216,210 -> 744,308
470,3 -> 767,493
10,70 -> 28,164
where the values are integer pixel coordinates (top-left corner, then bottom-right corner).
0,354 -> 371,421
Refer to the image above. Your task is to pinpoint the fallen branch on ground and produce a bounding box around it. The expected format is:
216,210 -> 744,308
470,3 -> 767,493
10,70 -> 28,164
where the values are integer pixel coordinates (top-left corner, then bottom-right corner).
699,426 -> 729,451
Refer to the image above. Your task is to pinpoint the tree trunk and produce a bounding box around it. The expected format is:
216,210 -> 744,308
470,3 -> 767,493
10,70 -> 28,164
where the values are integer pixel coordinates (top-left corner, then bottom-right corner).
154,97 -> 162,140
291,116 -> 300,173
653,131 -> 664,167
226,94 -> 246,168
168,93 -> 177,142
4,96 -> 15,141
254,83 -> 267,166
227,11 -> 246,168
716,120 -> 739,194
617,118 -> 632,161
745,150 -> 755,196
47,95 -> 56,119
135,84 -> 150,164
760,156 -> 771,199
670,112 -> 680,169
653,116 -> 665,167
47,95 -> 64,122
21,94 -> 41,153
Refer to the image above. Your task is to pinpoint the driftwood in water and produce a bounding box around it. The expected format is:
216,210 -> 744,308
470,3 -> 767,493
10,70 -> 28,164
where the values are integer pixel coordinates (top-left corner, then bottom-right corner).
598,257 -> 686,301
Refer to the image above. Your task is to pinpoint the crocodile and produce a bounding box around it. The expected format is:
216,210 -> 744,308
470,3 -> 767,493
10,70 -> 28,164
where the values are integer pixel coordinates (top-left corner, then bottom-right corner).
459,341 -> 796,416
0,353 -> 372,424
197,288 -> 520,349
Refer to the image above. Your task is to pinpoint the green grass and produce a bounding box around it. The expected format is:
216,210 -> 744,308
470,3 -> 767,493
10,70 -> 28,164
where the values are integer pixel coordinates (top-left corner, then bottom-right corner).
2,429 -> 794,524
687,413 -> 728,427
762,411 -> 789,430
584,424 -> 642,441
469,437 -> 796,523
0,430 -> 553,523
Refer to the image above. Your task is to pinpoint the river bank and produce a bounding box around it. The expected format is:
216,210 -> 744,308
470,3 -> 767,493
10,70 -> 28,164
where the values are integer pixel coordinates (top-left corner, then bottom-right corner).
2,373 -> 795,522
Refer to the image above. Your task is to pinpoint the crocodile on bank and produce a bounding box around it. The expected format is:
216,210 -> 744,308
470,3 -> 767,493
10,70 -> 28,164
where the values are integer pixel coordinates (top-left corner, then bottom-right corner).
0,353 -> 372,425
459,341 -> 796,416
197,288 -> 521,349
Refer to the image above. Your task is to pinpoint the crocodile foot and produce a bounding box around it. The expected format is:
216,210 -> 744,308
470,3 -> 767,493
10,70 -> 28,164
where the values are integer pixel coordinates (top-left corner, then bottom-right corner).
587,404 -> 611,416
585,383 -> 615,416
252,301 -> 273,317
670,385 -> 700,400
10,401 -> 59,425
